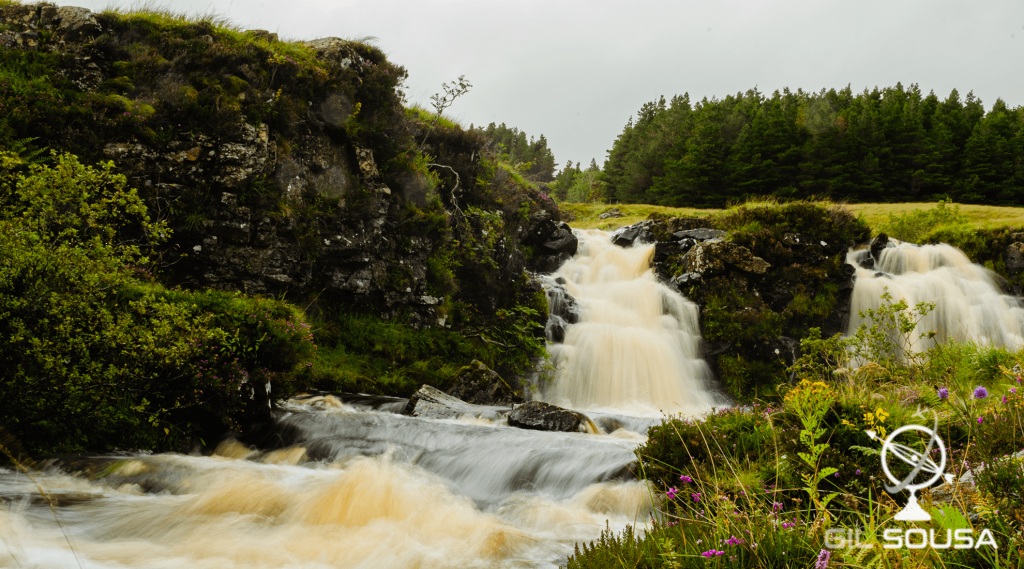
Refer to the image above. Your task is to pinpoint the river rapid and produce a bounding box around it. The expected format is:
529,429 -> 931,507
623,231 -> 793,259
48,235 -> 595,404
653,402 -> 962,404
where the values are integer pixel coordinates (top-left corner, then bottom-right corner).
0,230 -> 720,569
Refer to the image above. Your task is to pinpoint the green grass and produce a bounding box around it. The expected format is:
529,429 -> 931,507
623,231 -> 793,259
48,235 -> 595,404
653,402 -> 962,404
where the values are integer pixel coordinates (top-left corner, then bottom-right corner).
559,203 -> 719,229
405,104 -> 464,131
560,200 -> 1024,233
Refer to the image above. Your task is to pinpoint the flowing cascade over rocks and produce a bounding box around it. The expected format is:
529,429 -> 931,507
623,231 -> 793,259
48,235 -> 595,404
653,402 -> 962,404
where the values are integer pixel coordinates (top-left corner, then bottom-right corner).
540,230 -> 723,415
850,237 -> 1024,353
0,397 -> 658,568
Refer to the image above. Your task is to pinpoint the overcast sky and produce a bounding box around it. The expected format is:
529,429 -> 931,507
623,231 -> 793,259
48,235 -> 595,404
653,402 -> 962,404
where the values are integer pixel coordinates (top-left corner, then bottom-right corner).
76,0 -> 1024,171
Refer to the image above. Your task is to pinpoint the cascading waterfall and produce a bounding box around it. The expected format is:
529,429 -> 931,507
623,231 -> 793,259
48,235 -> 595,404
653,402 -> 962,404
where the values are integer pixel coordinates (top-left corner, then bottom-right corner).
541,229 -> 720,416
848,241 -> 1024,353
0,227 -> 729,569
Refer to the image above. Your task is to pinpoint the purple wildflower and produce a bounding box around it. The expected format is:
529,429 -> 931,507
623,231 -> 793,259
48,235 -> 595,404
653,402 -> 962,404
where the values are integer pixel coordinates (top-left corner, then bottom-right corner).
974,386 -> 989,399
666,487 -> 678,500
815,549 -> 832,569
679,474 -> 693,484
938,387 -> 949,400
691,493 -> 701,503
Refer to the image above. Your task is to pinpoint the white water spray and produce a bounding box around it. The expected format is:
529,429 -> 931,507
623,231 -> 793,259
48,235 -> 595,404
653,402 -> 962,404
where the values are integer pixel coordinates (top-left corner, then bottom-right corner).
541,230 -> 718,416
848,241 -> 1024,353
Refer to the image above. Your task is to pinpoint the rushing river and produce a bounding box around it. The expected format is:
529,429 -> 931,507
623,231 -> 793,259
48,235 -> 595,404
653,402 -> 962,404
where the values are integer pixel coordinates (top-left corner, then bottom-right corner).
0,230 -> 719,569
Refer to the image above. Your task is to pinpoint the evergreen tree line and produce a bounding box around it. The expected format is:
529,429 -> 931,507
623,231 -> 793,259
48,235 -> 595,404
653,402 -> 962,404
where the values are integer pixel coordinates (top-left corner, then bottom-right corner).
601,84 -> 1024,208
478,122 -> 558,182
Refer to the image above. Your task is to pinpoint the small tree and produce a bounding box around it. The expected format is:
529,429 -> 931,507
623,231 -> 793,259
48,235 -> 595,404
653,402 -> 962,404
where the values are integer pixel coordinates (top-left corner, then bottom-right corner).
420,75 -> 472,149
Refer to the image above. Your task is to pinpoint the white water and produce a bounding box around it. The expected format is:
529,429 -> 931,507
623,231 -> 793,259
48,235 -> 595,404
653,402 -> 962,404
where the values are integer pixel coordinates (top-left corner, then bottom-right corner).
0,401 -> 657,569
0,228 -> 723,569
849,241 -> 1024,354
541,230 -> 719,416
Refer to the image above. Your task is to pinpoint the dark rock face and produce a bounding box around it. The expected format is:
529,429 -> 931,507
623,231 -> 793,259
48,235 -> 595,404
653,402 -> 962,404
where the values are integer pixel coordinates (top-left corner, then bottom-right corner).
543,226 -> 578,256
0,5 -> 565,329
610,221 -> 655,248
524,211 -> 579,273
446,361 -> 523,406
507,401 -> 588,433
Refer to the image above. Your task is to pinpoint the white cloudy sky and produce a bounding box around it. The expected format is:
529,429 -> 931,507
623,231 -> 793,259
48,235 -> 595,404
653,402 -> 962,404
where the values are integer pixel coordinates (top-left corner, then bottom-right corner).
76,0 -> 1024,170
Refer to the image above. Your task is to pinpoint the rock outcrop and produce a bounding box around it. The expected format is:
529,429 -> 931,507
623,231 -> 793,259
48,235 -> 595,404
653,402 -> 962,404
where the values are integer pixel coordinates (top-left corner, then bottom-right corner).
0,3 -> 560,330
636,204 -> 870,397
522,210 -> 579,273
446,361 -> 523,406
507,401 -> 590,433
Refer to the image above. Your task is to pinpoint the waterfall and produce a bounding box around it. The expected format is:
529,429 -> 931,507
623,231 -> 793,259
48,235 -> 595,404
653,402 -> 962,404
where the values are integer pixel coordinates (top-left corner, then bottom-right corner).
848,241 -> 1024,354
540,229 -> 719,416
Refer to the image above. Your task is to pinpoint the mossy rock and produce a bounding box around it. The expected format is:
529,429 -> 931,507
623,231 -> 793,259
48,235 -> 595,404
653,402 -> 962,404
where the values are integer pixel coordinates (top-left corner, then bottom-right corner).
446,360 -> 523,406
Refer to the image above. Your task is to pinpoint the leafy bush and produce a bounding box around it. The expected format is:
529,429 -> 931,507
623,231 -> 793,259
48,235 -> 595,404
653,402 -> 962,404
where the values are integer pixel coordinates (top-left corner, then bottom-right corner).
0,151 -> 315,453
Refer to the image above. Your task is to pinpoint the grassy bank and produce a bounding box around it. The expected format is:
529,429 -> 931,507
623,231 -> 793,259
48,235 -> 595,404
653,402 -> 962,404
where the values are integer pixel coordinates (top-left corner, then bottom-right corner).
562,201 -> 1024,232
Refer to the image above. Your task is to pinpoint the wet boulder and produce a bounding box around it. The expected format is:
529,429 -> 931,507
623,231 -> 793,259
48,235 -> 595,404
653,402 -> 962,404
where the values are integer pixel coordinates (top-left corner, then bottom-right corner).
403,385 -> 483,419
541,224 -> 578,257
610,221 -> 654,248
507,401 -> 589,433
446,361 -> 523,406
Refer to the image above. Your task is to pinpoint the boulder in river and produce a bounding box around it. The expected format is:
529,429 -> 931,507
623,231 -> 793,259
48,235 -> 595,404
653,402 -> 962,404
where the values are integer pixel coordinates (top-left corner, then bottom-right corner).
404,385 -> 485,419
446,360 -> 523,406
507,401 -> 590,433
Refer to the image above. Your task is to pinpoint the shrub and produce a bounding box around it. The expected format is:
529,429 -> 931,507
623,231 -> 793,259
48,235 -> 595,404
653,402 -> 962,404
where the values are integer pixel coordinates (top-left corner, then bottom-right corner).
0,151 -> 315,453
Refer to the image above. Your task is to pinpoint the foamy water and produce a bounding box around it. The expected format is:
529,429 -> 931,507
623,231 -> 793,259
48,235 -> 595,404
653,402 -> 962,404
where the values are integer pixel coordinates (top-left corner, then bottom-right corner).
542,230 -> 720,416
849,241 -> 1024,355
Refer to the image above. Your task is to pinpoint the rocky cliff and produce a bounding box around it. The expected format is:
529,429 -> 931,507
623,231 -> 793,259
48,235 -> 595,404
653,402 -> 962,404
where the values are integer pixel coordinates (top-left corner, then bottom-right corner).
0,2 -> 577,334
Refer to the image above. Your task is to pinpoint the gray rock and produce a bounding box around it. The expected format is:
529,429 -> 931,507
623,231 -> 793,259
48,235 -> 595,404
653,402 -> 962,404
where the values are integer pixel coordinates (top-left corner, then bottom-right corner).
507,401 -> 590,433
246,29 -> 278,43
446,361 -> 522,406
303,37 -> 364,70
54,6 -> 102,39
403,385 -> 483,419
598,208 -> 624,219
681,241 -> 770,276
1005,242 -> 1024,275
1,4 -> 40,29
672,228 -> 726,241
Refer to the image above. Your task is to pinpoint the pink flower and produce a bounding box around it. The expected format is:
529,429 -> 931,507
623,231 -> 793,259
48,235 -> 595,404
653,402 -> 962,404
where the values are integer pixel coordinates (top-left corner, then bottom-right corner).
978,416 -> 984,424
666,487 -> 678,500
